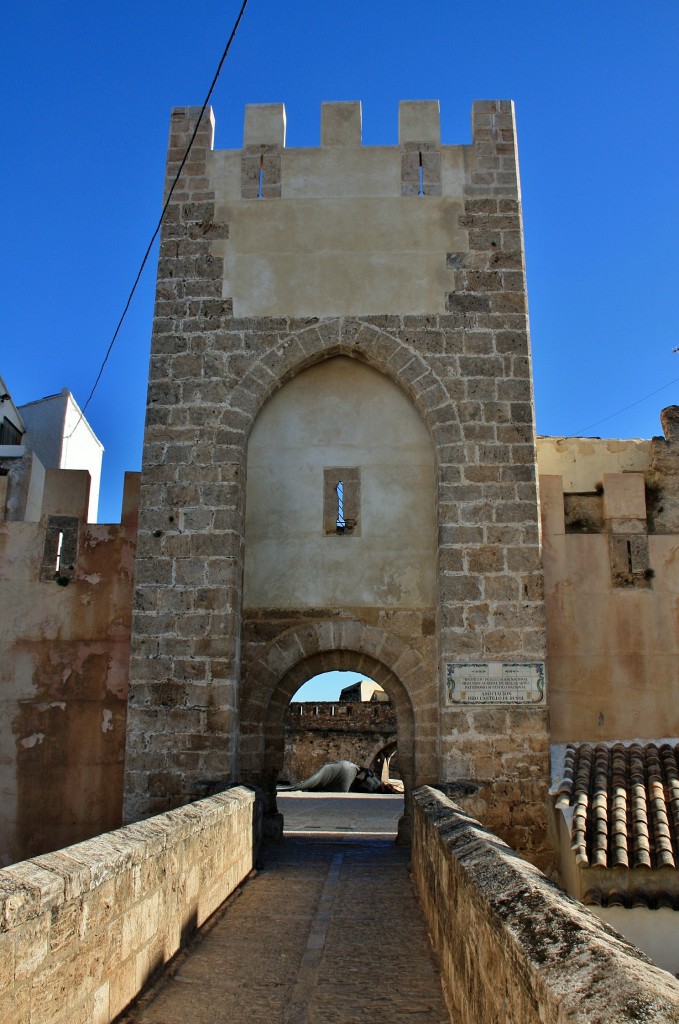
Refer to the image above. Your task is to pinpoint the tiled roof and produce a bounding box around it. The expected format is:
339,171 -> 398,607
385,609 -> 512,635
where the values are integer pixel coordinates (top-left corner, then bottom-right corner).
582,887 -> 679,910
557,742 -> 679,870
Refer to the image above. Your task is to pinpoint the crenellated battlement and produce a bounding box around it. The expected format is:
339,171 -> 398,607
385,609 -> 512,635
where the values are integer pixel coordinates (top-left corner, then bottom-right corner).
160,99 -> 521,318
169,99 -> 517,197
240,99 -> 446,150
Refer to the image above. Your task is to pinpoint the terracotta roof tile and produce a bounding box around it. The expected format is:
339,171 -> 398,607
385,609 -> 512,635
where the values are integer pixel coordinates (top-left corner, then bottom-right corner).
582,887 -> 679,910
559,742 -> 679,871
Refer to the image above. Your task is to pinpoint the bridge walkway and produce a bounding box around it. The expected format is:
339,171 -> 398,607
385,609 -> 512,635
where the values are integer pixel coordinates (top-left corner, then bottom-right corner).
120,796 -> 454,1024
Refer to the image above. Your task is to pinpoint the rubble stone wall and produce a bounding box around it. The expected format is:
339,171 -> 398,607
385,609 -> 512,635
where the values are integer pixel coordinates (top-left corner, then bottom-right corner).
282,701 -> 397,784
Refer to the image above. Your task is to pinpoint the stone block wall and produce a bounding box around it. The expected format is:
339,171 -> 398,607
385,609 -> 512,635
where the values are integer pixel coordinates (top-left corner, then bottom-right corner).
0,786 -> 260,1024
125,99 -> 548,861
411,786 -> 679,1024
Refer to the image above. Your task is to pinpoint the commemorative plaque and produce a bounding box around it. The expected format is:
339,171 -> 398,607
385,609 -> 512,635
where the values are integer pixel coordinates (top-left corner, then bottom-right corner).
446,662 -> 545,705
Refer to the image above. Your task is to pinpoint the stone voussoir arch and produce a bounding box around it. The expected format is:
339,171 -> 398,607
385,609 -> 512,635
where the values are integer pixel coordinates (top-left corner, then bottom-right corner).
239,618 -> 437,796
233,317 -> 460,451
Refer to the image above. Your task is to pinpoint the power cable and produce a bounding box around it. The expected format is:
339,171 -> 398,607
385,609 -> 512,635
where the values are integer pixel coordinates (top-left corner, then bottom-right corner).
573,374 -> 679,435
67,0 -> 250,437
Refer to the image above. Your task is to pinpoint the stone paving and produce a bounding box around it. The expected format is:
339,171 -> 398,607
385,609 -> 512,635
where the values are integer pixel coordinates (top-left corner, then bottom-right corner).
277,791 -> 405,836
120,798 -> 453,1024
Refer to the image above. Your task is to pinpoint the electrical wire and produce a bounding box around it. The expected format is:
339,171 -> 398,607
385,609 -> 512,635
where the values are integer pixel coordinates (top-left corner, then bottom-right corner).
573,374 -> 679,436
67,0 -> 250,437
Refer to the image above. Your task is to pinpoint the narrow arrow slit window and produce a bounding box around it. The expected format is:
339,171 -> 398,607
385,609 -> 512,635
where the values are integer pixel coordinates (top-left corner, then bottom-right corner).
336,481 -> 345,530
324,468 -> 360,535
55,531 -> 64,574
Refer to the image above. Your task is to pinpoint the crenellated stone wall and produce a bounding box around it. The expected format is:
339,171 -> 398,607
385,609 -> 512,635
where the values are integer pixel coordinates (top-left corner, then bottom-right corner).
282,701 -> 397,784
124,99 -> 549,863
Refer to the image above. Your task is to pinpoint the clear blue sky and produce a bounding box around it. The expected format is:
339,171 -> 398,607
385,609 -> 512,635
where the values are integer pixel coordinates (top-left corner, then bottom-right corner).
2,4 -> 678,699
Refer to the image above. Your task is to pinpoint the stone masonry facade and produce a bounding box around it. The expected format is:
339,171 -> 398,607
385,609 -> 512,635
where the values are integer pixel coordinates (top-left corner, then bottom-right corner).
124,101 -> 549,863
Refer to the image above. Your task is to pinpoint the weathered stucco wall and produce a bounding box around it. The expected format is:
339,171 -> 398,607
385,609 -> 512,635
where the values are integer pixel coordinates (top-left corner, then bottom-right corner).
544,532 -> 679,740
282,700 -> 397,784
0,786 -> 260,1024
540,431 -> 679,742
244,356 -> 437,608
589,906 -> 679,979
211,101 -> 469,317
537,435 -> 652,493
411,786 -> 679,1024
0,470 -> 138,866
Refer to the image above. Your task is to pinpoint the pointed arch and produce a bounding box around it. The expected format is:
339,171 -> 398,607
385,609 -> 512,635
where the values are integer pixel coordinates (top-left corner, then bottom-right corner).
231,318 -> 460,453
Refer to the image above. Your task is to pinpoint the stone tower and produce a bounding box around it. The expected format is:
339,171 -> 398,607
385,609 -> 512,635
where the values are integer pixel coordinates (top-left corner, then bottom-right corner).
124,99 -> 549,861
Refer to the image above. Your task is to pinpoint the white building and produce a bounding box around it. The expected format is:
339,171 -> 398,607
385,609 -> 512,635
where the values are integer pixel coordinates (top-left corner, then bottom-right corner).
0,379 -> 103,523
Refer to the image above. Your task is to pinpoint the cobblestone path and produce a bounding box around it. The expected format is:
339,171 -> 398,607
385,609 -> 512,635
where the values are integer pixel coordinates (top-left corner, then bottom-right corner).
121,838 -> 453,1024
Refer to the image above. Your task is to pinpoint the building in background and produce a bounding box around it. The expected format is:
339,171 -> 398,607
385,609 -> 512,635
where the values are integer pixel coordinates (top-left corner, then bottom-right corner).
339,679 -> 389,703
19,388 -> 103,523
0,376 -> 25,446
0,379 -> 103,524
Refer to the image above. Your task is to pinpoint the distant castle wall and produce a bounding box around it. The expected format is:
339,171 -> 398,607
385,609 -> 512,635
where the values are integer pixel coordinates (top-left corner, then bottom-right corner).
282,701 -> 397,784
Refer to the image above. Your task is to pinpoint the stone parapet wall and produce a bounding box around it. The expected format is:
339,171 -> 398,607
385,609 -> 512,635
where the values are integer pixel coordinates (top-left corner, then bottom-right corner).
286,700 -> 397,730
0,786 -> 260,1024
411,786 -> 679,1024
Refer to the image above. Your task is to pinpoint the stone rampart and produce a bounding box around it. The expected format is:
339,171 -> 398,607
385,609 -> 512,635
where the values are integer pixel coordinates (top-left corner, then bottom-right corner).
0,785 -> 260,1024
411,786 -> 679,1024
283,700 -> 397,783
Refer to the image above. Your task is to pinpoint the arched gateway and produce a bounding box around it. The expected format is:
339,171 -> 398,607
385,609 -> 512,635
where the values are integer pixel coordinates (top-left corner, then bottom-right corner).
124,99 -> 550,863
240,620 -> 430,838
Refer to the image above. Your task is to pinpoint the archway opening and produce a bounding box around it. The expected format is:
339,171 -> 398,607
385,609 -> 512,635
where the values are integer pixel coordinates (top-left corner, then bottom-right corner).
238,620 -> 434,846
276,668 -> 404,841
